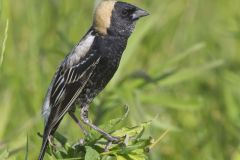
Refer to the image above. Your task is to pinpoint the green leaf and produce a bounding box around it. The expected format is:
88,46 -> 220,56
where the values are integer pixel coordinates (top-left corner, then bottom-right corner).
114,138 -> 153,155
87,106 -> 129,141
116,155 -> 127,160
128,151 -> 148,160
53,131 -> 68,147
112,121 -> 151,138
85,146 -> 100,160
102,155 -> 117,160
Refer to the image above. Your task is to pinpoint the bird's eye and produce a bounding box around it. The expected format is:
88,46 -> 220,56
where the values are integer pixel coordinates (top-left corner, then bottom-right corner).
121,9 -> 129,16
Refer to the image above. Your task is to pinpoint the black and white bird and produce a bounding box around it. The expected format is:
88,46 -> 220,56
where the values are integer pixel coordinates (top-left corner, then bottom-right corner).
38,1 -> 149,159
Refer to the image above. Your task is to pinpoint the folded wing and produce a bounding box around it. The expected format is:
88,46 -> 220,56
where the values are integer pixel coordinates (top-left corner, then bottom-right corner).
46,54 -> 100,133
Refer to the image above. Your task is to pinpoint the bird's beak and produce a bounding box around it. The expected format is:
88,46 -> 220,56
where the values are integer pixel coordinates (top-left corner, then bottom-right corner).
132,8 -> 149,21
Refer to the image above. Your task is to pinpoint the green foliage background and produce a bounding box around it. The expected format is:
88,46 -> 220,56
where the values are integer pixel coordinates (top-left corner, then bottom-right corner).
1,0 -> 240,159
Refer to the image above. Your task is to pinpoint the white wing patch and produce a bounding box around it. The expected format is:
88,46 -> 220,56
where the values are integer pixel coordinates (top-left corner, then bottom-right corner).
67,32 -> 95,67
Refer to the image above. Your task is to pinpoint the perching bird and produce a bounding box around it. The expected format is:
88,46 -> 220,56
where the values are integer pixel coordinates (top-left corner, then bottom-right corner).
38,1 -> 149,159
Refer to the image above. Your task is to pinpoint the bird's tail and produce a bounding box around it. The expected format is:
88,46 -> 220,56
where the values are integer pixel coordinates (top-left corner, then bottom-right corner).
38,115 -> 62,160
38,135 -> 49,160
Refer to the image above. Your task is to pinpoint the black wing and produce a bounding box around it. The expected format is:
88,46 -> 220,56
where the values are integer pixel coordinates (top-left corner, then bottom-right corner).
38,56 -> 100,160
46,55 -> 100,131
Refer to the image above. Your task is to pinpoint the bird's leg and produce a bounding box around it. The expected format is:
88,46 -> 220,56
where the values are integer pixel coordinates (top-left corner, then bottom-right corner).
80,105 -> 119,143
104,141 -> 113,152
48,135 -> 56,147
47,135 -> 57,153
69,112 -> 88,136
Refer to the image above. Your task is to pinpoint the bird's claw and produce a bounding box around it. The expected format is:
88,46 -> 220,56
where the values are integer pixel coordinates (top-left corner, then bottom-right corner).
108,136 -> 120,144
48,136 -> 56,148
104,136 -> 126,151
104,141 -> 113,152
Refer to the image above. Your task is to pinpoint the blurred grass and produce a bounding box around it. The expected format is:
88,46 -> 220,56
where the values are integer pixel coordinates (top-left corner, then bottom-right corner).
0,19 -> 8,67
0,0 -> 240,159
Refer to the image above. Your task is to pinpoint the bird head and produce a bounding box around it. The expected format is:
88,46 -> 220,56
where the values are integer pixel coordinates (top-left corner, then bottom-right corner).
93,0 -> 149,37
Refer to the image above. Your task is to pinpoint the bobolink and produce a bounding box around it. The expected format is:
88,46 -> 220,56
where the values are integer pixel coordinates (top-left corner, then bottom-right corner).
38,1 -> 149,159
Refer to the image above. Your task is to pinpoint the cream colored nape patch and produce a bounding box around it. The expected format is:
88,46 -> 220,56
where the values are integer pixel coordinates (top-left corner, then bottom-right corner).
94,0 -> 116,35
